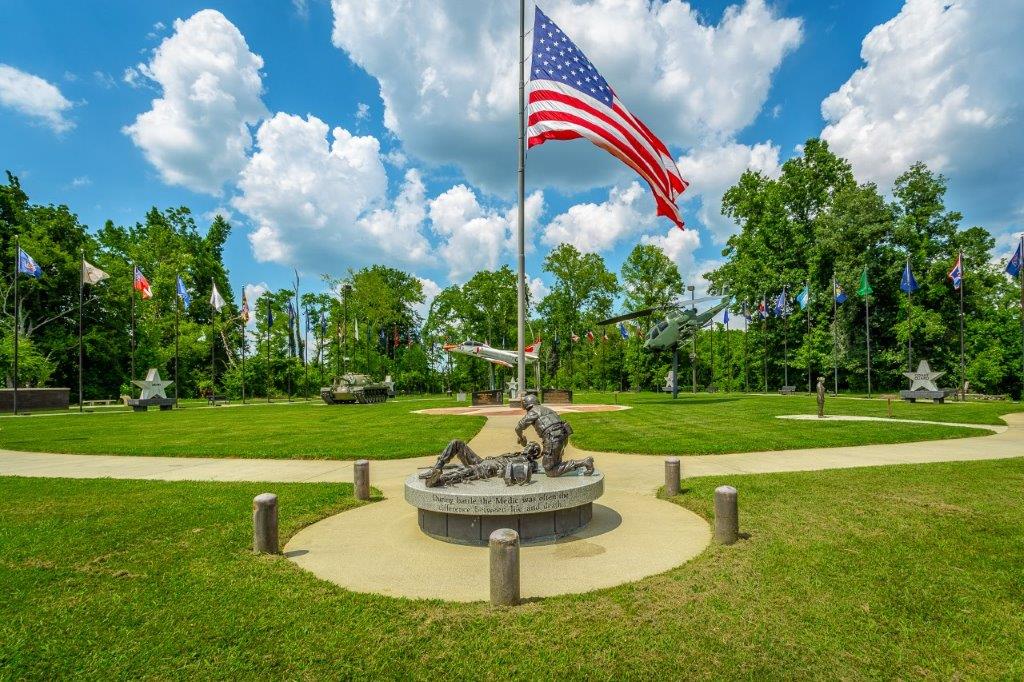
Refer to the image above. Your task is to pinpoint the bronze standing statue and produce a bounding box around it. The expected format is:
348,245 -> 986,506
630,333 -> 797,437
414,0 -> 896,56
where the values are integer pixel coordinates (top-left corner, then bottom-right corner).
816,376 -> 826,418
515,395 -> 594,476
419,440 -> 542,487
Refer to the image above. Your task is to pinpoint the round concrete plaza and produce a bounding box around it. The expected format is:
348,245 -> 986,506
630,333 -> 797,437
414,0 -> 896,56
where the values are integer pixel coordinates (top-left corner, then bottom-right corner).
284,406 -> 711,602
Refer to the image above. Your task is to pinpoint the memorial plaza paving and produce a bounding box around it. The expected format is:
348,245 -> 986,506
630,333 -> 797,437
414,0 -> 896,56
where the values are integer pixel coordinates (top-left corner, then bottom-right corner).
1,407 -> 1021,601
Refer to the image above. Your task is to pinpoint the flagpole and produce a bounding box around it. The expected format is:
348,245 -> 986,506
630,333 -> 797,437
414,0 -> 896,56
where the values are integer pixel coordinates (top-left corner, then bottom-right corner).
13,235 -> 20,416
210,279 -> 216,399
710,320 -> 715,390
865,293 -> 872,399
783,290 -> 789,388
241,311 -> 246,404
742,307 -> 748,393
833,273 -> 839,396
907,255 -> 913,372
303,308 -> 309,401
514,0 -> 527,401
175,291 -> 180,406
725,314 -> 730,392
266,297 -> 272,404
1019,236 -> 1024,400
805,281 -> 811,394
130,263 -> 136,388
958,250 -> 965,400
78,252 -> 84,412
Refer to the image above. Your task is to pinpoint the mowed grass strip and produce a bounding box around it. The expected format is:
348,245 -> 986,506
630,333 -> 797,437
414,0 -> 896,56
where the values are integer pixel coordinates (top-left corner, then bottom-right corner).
0,398 -> 485,460
565,392 -> 1013,455
2,460 -> 1023,679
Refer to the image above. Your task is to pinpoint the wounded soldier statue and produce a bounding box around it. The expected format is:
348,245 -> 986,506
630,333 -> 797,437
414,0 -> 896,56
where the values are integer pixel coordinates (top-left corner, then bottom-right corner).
419,440 -> 544,488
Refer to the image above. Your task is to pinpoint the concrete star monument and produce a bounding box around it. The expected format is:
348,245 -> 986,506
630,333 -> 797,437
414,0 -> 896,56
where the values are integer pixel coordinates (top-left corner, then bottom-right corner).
900,360 -> 950,403
904,360 -> 944,392
132,368 -> 173,400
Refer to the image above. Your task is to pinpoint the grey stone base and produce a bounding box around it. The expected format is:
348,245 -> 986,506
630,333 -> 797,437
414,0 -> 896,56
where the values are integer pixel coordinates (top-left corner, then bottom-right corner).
418,503 -> 593,545
127,397 -> 176,411
900,389 -> 950,404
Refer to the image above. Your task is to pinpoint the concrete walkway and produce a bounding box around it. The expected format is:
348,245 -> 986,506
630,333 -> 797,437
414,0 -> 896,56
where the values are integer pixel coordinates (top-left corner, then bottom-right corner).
2,411 -> 1022,602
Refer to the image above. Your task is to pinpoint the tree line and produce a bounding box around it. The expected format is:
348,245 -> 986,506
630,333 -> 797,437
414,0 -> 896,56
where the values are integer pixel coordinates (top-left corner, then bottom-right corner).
4,137 -> 1017,400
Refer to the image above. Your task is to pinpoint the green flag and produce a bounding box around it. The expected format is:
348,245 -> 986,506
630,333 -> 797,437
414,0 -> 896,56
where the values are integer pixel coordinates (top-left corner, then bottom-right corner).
857,268 -> 873,297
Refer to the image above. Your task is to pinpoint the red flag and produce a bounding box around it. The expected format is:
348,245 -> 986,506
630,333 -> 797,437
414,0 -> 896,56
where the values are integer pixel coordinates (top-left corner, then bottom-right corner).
586,330 -> 595,343
133,266 -> 152,300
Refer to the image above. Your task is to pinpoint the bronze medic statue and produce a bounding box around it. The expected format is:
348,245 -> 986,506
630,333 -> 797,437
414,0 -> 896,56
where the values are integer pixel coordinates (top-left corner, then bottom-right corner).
515,394 -> 594,477
419,440 -> 542,487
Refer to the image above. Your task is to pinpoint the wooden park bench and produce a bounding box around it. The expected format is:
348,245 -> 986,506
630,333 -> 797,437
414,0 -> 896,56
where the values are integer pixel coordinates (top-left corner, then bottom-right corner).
206,394 -> 230,406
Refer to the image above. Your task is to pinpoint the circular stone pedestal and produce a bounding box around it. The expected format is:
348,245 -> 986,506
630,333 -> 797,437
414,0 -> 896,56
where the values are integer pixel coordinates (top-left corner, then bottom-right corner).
404,470 -> 604,545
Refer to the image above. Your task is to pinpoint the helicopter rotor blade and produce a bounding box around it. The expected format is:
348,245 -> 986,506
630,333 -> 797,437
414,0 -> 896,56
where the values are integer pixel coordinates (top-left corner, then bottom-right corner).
670,295 -> 729,308
596,308 -> 658,326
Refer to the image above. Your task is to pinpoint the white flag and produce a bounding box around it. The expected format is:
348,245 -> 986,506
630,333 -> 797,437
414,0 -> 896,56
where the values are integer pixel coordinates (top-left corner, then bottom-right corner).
81,259 -> 109,285
354,318 -> 360,341
210,284 -> 226,312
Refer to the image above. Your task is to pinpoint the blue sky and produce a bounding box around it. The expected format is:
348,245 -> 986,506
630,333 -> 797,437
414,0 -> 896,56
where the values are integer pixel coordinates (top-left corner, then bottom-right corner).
1,0 -> 1021,319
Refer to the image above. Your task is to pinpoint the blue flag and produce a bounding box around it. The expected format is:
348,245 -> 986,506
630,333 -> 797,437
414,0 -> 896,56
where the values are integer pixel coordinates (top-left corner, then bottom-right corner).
1007,241 -> 1022,277
266,298 -> 274,328
618,322 -> 629,340
796,285 -> 809,310
723,308 -> 730,325
17,248 -> 42,278
900,261 -> 919,293
176,276 -> 191,309
774,290 -> 787,317
834,279 -> 848,305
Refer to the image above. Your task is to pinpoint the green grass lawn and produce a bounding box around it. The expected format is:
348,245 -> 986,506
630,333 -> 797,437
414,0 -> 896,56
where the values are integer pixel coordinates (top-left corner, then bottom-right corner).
0,397 -> 485,460
0,392 -> 1016,460
564,391 -> 1017,455
2,459 -> 1022,678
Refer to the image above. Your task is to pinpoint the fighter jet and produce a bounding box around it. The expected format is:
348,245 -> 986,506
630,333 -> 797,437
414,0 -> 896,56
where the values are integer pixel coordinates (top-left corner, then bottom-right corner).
442,339 -> 542,369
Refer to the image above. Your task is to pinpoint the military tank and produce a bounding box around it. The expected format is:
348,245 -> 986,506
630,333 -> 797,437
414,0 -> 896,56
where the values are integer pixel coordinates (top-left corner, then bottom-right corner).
320,373 -> 392,404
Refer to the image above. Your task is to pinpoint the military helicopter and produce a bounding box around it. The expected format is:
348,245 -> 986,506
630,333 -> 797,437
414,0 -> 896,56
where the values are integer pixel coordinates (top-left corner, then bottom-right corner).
597,294 -> 731,398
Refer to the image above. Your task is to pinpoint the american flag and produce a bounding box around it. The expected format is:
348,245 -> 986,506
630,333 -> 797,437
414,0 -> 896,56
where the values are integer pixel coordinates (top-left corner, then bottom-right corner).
527,6 -> 687,228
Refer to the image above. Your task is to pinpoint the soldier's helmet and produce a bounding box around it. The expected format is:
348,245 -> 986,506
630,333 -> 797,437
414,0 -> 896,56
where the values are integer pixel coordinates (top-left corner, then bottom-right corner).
522,394 -> 539,409
523,441 -> 541,460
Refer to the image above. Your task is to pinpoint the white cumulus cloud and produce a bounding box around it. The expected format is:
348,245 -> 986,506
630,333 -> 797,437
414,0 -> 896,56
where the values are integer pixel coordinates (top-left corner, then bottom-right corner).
123,9 -> 268,195
541,182 -> 657,253
234,112 -> 434,273
821,0 -> 1024,228
677,141 -> 781,243
0,64 -> 74,132
330,0 -> 801,193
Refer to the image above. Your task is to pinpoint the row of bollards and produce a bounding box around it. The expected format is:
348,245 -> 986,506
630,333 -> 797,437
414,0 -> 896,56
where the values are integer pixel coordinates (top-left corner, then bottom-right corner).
252,459 -> 373,555
665,458 -> 740,545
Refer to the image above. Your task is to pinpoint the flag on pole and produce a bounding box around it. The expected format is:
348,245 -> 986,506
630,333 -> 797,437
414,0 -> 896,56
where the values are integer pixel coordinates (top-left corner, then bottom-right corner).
834,279 -> 847,304
1007,240 -> 1023,277
17,248 -> 42,278
354,318 -> 360,341
210,283 -> 226,312
133,266 -> 152,299
586,330 -> 595,343
723,308 -> 730,325
526,7 -> 687,228
241,292 -> 250,323
81,259 -> 108,285
857,268 -> 873,297
266,299 -> 274,328
618,322 -> 629,340
571,332 -> 580,343
758,298 -> 768,319
176,276 -> 191,309
948,253 -> 963,290
796,285 -> 809,310
774,290 -> 787,317
900,261 -> 919,293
